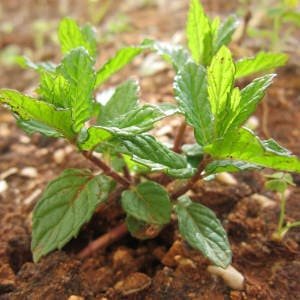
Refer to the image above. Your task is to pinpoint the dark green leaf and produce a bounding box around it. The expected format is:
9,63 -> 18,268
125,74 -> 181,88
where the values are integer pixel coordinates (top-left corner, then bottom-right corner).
0,89 -> 75,139
95,46 -> 142,87
174,62 -> 214,145
121,181 -> 171,225
58,47 -> 95,132
235,52 -> 288,79
31,169 -> 112,262
58,18 -> 97,57
205,127 -> 300,172
175,196 -> 231,268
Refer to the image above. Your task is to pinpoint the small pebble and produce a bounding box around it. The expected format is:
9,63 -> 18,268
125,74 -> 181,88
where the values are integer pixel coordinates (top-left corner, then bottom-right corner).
20,167 -> 38,178
53,148 -> 66,164
251,193 -> 276,208
67,296 -> 84,300
0,180 -> 8,193
216,172 -> 238,186
0,167 -> 18,179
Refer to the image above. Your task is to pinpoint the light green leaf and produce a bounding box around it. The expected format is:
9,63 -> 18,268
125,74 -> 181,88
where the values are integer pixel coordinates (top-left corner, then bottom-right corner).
206,159 -> 261,175
205,127 -> 300,172
16,56 -> 56,72
58,18 -> 97,57
58,47 -> 95,132
121,181 -> 171,225
0,89 -> 74,139
186,0 -> 211,65
235,52 -> 288,79
283,11 -> 300,27
95,46 -> 142,87
17,119 -> 61,138
174,62 -> 214,146
142,39 -> 191,71
213,16 -> 239,54
31,169 -> 112,262
174,195 -> 231,268
97,80 -> 139,125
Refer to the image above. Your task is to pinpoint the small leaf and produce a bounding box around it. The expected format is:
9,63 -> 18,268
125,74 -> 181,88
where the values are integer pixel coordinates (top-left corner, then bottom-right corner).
121,181 -> 171,225
142,39 -> 191,71
17,56 -> 56,72
265,172 -> 295,193
58,18 -> 97,57
213,16 -> 239,54
205,127 -> 300,173
235,52 -> 288,79
95,46 -> 143,87
97,80 -> 139,125
206,159 -> 261,175
0,89 -> 75,139
174,196 -> 232,268
31,169 -> 112,262
58,47 -> 96,132
174,62 -> 214,146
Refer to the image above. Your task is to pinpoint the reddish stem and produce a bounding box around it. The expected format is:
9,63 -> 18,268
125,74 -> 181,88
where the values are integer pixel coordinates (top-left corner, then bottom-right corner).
173,122 -> 187,153
78,223 -> 128,259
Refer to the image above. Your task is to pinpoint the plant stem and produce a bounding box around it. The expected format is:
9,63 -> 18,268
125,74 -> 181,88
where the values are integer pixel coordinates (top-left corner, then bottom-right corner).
173,122 -> 187,153
78,223 -> 128,259
170,156 -> 210,200
287,221 -> 300,229
82,151 -> 131,187
276,191 -> 286,237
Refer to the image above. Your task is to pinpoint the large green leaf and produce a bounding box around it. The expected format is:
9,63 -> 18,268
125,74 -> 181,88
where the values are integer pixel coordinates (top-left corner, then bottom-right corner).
31,169 -> 112,262
95,46 -> 143,87
97,80 -> 139,125
186,0 -> 211,65
58,47 -> 96,132
0,89 -> 74,139
121,181 -> 171,225
235,52 -> 288,79
205,127 -> 300,172
174,196 -> 232,268
213,16 -> 239,54
58,18 -> 97,57
142,39 -> 191,71
174,62 -> 214,146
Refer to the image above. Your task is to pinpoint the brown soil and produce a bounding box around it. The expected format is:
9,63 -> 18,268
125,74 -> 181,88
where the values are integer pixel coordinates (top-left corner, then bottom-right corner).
1,1 -> 300,299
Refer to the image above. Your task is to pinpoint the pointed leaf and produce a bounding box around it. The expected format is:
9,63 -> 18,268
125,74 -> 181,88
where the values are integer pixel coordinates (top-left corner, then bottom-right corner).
205,127 -> 300,172
174,62 -> 214,145
235,52 -> 288,79
31,169 -> 112,262
122,181 -> 171,225
175,196 -> 232,268
0,89 -> 74,139
95,46 -> 143,87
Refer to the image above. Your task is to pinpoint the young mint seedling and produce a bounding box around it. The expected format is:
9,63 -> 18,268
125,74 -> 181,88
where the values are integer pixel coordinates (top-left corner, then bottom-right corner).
1,1 -> 300,269
265,172 -> 300,241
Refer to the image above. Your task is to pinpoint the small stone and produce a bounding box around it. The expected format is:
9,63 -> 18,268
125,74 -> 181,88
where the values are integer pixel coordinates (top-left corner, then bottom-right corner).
53,149 -> 66,164
174,255 -> 196,268
245,116 -> 259,131
216,172 -> 238,186
114,272 -> 151,296
251,193 -> 276,208
19,135 -> 31,144
0,167 -> 18,179
207,264 -> 245,290
67,296 -> 84,300
162,240 -> 184,267
0,180 -> 8,193
112,248 -> 133,268
20,167 -> 38,178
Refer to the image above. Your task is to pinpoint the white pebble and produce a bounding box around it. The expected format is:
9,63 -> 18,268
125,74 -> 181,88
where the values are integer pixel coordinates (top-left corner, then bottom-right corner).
251,193 -> 276,208
207,264 -> 245,290
53,149 -> 66,164
0,180 -> 8,193
0,167 -> 18,179
215,172 -> 238,186
20,167 -> 38,178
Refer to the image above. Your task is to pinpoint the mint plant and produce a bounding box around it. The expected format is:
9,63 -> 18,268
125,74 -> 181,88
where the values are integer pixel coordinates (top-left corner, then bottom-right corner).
265,172 -> 300,241
1,1 -> 300,269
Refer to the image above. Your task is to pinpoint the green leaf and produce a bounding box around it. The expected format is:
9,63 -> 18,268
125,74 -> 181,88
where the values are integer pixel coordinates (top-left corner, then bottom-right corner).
97,80 -> 139,125
174,196 -> 231,268
186,0 -> 211,65
174,62 -> 214,145
265,172 -> 295,193
205,127 -> 300,173
58,18 -> 97,57
142,39 -> 191,71
213,16 -> 239,54
283,11 -> 300,27
235,52 -> 288,79
121,181 -> 171,225
0,89 -> 75,139
221,74 -> 275,135
95,46 -> 142,87
58,47 -> 95,132
16,56 -> 56,72
31,169 -> 112,262
206,159 -> 261,175
126,215 -> 149,239
17,119 -> 61,138
207,46 -> 235,136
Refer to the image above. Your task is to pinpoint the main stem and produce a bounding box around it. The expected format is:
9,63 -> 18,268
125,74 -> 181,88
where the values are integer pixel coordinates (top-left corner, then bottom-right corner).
82,151 -> 131,187
173,122 -> 187,153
